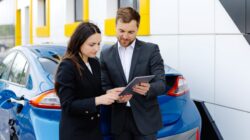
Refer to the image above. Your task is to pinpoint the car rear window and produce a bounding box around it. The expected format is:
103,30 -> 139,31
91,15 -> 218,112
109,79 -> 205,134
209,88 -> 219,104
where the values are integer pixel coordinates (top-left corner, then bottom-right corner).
32,46 -> 66,81
38,57 -> 58,80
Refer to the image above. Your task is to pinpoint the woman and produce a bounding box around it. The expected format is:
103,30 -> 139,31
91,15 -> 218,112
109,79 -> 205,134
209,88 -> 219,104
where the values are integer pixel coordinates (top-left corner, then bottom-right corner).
55,22 -> 122,140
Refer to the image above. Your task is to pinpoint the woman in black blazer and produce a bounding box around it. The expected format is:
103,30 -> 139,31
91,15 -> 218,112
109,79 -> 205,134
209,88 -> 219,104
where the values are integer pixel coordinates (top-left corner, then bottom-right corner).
55,22 -> 122,140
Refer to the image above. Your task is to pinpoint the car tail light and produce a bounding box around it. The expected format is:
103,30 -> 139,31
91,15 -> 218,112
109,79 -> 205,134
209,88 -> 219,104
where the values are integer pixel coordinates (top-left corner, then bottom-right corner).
30,90 -> 61,109
196,128 -> 200,140
167,76 -> 189,96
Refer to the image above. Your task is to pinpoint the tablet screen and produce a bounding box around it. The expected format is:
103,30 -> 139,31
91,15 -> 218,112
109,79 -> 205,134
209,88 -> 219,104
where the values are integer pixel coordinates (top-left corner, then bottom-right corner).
119,75 -> 155,96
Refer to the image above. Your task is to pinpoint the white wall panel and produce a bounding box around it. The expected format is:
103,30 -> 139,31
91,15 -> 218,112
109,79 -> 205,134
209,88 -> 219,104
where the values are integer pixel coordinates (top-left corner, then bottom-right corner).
19,0 -> 29,45
89,0 -> 108,32
18,0 -> 29,10
215,35 -> 250,111
33,0 -> 38,33
65,0 -> 74,23
138,36 -> 178,70
179,36 -> 215,101
214,106 -> 250,140
179,0 -> 214,34
150,0 -> 178,34
106,0 -> 117,18
0,0 -> 15,25
50,0 -> 67,43
215,0 -> 241,34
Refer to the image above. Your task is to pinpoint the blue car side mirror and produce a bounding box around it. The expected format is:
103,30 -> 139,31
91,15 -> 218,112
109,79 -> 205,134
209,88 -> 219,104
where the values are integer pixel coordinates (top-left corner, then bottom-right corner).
0,90 -> 17,109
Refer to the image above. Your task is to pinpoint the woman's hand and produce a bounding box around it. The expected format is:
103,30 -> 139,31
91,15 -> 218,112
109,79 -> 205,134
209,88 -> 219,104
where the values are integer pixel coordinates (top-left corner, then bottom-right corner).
95,87 -> 124,105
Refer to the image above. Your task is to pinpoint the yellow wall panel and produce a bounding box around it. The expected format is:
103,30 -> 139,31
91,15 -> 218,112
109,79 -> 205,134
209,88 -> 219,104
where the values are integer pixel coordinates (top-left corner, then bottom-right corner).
138,14 -> 150,35
83,0 -> 89,21
36,26 -> 50,37
15,9 -> 22,46
104,18 -> 116,36
64,22 -> 81,37
139,0 -> 149,14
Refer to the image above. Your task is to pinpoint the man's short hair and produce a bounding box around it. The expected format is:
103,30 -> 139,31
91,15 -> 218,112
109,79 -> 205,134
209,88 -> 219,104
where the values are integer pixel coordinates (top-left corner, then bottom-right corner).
116,7 -> 140,27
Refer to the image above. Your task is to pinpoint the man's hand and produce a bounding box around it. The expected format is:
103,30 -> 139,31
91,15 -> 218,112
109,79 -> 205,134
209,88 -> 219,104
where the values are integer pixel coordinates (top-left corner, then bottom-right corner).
117,94 -> 133,103
132,82 -> 150,96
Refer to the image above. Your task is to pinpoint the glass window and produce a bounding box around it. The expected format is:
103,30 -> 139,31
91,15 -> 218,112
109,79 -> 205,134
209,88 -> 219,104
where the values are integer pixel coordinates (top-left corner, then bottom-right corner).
0,52 -> 17,80
38,0 -> 46,26
75,0 -> 83,21
118,0 -> 139,11
8,53 -> 29,85
38,57 -> 58,80
19,63 -> 29,85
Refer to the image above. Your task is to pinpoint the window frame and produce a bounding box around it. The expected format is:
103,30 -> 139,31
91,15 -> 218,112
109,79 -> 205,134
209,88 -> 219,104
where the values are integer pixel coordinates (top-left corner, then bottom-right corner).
74,0 -> 83,22
118,0 -> 139,11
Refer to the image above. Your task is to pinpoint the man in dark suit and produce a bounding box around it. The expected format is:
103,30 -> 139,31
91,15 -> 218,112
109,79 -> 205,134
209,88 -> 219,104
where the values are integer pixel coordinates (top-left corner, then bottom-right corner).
100,7 -> 166,140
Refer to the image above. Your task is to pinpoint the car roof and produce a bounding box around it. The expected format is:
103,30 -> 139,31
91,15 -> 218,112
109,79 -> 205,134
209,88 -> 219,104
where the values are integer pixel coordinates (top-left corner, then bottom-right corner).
16,45 -> 67,62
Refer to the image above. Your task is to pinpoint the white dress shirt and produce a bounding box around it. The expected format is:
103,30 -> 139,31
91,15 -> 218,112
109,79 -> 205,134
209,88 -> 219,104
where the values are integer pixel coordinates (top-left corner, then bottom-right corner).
118,40 -> 136,107
85,62 -> 93,74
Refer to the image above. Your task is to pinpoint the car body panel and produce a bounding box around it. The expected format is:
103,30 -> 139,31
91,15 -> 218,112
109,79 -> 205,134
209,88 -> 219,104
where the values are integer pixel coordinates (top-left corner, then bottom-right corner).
29,107 -> 60,140
157,93 -> 201,138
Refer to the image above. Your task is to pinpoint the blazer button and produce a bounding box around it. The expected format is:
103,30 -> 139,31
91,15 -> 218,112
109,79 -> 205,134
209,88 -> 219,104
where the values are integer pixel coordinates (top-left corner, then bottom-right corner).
97,114 -> 100,117
85,111 -> 89,114
91,117 -> 94,120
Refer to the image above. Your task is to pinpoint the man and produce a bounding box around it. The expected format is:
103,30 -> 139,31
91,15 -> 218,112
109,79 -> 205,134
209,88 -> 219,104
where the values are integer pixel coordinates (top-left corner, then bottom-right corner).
100,7 -> 166,140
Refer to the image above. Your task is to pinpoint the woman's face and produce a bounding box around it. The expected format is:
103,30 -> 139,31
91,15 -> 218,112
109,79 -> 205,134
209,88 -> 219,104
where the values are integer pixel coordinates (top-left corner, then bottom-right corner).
80,33 -> 101,59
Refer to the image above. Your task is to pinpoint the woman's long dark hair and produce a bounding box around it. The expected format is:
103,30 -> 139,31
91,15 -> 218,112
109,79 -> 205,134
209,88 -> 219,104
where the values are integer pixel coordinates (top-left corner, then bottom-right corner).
55,22 -> 101,93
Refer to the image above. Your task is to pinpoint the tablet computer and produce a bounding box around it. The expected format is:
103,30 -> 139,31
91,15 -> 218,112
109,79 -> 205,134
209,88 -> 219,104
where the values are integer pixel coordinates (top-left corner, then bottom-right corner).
119,75 -> 155,96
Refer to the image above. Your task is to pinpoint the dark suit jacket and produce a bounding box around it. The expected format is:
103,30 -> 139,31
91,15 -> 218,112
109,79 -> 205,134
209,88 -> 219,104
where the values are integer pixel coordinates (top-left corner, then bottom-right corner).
56,56 -> 103,140
100,39 -> 166,135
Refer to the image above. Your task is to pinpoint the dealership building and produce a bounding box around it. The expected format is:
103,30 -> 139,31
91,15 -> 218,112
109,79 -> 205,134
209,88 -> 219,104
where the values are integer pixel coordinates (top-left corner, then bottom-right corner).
1,0 -> 250,139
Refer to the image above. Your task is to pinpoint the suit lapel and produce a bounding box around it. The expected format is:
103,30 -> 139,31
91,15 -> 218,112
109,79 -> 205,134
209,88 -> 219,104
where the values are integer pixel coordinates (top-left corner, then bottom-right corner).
129,39 -> 142,82
113,43 -> 127,84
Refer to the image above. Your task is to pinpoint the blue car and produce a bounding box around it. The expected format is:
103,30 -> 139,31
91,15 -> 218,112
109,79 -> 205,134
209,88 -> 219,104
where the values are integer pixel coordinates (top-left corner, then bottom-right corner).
0,45 -> 201,140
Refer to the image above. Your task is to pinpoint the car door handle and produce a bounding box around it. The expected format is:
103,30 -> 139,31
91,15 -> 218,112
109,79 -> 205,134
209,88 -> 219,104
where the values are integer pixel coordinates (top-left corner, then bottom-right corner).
8,98 -> 25,106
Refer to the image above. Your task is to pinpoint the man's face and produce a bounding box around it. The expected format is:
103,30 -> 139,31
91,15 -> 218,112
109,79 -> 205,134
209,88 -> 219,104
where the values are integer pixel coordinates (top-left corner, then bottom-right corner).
116,19 -> 138,47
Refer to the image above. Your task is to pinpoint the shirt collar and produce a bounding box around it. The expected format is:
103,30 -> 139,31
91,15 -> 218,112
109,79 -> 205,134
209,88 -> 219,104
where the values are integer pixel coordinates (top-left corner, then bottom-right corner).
118,39 -> 136,49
